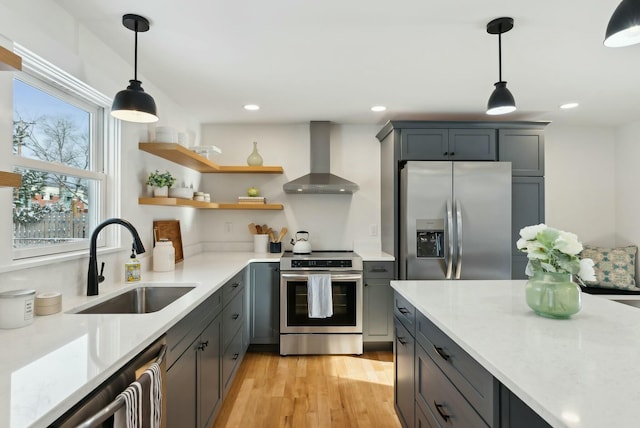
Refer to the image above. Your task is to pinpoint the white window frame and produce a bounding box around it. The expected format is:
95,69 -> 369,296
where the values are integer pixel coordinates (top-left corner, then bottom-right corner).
12,44 -> 120,261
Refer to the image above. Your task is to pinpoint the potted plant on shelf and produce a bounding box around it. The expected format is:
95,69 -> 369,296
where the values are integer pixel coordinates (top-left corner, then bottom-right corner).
146,170 -> 176,197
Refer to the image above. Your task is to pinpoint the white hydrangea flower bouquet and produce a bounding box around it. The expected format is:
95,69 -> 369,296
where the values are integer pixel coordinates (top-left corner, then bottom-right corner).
516,223 -> 596,282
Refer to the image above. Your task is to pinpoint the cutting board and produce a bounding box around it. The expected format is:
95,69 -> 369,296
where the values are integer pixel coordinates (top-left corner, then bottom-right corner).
153,220 -> 184,263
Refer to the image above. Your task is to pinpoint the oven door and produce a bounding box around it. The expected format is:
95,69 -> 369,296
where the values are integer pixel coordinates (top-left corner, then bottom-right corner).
280,272 -> 363,334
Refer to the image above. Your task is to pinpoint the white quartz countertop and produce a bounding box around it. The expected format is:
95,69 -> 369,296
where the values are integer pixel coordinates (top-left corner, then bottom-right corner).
391,280 -> 640,428
0,251 -> 280,428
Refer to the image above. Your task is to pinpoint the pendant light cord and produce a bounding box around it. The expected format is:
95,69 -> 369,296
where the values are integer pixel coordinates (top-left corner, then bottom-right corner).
133,21 -> 138,81
498,32 -> 502,82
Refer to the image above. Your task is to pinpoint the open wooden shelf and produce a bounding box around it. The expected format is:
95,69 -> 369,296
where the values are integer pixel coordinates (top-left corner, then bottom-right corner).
0,171 -> 21,187
139,142 -> 284,174
0,45 -> 21,71
139,197 -> 284,210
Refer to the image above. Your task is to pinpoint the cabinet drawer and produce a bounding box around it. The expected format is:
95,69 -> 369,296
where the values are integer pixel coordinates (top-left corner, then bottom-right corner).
416,343 -> 489,428
223,270 -> 244,307
416,312 -> 495,426
223,288 -> 244,348
363,261 -> 395,279
394,292 -> 416,335
222,328 -> 244,392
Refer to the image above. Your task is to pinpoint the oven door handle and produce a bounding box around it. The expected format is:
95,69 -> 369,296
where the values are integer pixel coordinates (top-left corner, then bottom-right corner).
280,273 -> 363,281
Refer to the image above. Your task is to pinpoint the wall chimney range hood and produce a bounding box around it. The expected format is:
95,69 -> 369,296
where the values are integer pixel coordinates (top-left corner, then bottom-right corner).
283,121 -> 359,194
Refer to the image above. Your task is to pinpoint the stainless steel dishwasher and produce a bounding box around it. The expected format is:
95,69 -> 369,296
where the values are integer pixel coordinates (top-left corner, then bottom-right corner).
50,336 -> 167,428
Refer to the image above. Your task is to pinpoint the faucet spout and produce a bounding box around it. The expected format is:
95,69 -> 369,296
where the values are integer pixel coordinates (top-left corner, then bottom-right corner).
87,218 -> 146,296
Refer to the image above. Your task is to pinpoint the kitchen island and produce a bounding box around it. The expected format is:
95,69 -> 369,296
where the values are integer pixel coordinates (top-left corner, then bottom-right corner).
391,280 -> 640,428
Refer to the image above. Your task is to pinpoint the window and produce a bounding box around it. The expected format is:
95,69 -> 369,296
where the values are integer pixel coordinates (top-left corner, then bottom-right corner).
12,46 -> 117,259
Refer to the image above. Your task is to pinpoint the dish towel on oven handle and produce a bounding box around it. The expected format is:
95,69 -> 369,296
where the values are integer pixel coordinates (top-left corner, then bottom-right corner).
308,274 -> 333,318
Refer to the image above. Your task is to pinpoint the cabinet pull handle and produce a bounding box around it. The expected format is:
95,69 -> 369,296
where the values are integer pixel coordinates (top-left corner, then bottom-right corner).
364,283 -> 369,287
370,267 -> 388,273
443,152 -> 448,155
398,307 -> 410,315
197,341 -> 209,351
232,313 -> 240,320
433,345 -> 450,361
232,353 -> 239,360
232,282 -> 240,288
450,152 -> 455,156
397,336 -> 407,346
434,401 -> 450,422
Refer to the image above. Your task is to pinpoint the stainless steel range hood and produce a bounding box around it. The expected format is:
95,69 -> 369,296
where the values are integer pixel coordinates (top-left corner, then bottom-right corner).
283,121 -> 359,194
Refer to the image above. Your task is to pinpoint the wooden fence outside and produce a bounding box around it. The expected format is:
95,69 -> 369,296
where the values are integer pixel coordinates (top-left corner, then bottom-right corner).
13,212 -> 87,247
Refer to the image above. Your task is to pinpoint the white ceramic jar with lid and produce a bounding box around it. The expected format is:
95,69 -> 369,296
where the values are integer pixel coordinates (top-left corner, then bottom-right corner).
0,289 -> 35,329
153,239 -> 175,272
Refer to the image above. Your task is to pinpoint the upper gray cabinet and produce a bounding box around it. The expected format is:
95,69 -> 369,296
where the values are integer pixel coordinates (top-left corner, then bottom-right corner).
498,129 -> 544,176
401,129 -> 497,161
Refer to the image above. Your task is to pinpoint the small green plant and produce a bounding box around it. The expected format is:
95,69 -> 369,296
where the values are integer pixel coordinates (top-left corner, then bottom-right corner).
146,170 -> 176,188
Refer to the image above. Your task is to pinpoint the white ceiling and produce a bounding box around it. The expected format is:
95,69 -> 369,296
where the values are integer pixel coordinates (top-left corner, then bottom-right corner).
53,0 -> 638,127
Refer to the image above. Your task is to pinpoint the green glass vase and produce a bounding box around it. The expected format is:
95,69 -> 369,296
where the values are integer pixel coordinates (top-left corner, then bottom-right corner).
525,271 -> 581,319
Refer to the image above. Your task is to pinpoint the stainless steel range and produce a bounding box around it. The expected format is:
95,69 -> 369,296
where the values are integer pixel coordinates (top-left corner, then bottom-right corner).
280,251 -> 363,355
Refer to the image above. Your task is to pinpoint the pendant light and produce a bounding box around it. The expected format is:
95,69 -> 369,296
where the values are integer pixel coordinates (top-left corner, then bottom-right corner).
111,14 -> 158,123
604,0 -> 640,47
486,17 -> 516,115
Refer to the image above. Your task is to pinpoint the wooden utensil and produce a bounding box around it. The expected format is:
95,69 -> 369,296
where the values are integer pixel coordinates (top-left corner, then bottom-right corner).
277,227 -> 288,243
256,225 -> 263,234
269,230 -> 275,242
248,223 -> 257,234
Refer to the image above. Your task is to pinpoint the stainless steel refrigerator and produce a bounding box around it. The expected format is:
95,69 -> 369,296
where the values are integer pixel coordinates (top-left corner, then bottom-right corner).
400,161 -> 511,280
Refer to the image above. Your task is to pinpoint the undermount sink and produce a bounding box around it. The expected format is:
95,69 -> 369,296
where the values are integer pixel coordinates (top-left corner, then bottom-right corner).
74,286 -> 195,314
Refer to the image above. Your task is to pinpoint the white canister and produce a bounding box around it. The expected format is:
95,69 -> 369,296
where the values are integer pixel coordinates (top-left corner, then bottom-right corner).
253,234 -> 269,254
153,239 -> 176,272
0,289 -> 35,329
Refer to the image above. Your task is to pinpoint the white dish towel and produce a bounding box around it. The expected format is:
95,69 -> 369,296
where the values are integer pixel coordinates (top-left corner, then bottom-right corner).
308,274 -> 333,318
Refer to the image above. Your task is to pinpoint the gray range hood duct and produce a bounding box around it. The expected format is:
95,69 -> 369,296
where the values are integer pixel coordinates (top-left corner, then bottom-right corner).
283,121 -> 359,194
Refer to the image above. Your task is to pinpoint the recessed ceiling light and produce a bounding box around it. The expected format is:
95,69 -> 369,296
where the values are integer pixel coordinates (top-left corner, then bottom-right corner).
560,102 -> 579,109
243,104 -> 260,111
371,105 -> 387,112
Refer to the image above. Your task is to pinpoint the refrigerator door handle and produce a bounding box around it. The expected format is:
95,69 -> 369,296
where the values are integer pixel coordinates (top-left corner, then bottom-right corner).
445,200 -> 454,279
455,199 -> 463,279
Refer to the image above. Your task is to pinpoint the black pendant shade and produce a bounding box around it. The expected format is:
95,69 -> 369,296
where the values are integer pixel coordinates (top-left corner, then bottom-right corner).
486,17 -> 516,115
111,14 -> 158,123
604,0 -> 640,47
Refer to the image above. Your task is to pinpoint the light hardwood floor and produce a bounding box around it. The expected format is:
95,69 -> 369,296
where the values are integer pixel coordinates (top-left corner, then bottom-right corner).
213,351 -> 401,428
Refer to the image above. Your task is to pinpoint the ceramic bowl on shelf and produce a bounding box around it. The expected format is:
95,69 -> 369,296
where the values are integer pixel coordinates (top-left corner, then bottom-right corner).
168,187 -> 194,199
188,145 -> 222,159
154,126 -> 177,143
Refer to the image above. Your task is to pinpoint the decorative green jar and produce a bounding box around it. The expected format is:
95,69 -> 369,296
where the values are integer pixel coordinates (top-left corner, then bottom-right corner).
525,271 -> 582,319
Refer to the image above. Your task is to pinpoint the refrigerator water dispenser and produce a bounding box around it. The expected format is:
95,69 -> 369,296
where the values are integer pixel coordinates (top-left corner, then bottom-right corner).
416,219 -> 444,258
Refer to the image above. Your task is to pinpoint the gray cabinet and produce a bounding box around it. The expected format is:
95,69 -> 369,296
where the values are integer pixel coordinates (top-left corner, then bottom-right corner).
249,262 -> 280,344
394,291 -> 552,428
395,317 -> 415,428
166,289 -> 222,428
401,128 -> 496,161
363,261 -> 394,343
498,129 -> 544,176
512,177 -> 545,279
166,269 -> 248,427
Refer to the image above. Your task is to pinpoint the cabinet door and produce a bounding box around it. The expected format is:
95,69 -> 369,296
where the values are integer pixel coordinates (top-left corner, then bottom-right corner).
401,129 -> 448,160
363,278 -> 394,342
498,129 -> 544,176
449,129 -> 497,161
416,402 -> 441,428
395,317 -> 415,428
199,316 -> 222,428
250,262 -> 280,344
512,177 -> 545,279
166,345 -> 197,428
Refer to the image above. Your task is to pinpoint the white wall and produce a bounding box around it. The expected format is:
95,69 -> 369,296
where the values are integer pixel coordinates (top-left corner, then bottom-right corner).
199,123 -> 381,252
614,121 -> 640,247
0,1 -> 201,296
544,124 -> 616,246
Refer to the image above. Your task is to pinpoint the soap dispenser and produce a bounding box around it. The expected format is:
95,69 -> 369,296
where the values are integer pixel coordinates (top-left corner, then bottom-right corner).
125,245 -> 141,282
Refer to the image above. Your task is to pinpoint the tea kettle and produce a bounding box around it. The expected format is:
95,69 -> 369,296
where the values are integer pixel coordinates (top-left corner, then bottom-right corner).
291,231 -> 312,254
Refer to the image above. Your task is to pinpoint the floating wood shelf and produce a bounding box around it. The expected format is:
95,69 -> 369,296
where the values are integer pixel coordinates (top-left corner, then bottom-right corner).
139,197 -> 284,210
0,45 -> 21,71
138,142 -> 284,174
0,171 -> 21,187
